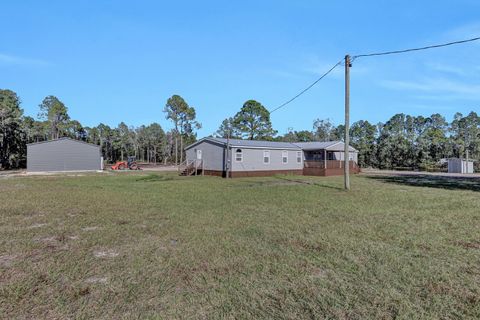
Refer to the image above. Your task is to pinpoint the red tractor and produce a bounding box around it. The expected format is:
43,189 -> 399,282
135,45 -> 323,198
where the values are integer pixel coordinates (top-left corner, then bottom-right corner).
111,156 -> 141,170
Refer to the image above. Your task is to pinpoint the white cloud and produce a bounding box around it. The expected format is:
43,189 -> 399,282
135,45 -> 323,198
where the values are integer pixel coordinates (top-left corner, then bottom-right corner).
265,69 -> 303,79
302,57 -> 369,79
264,55 -> 365,82
445,22 -> 480,40
403,104 -> 456,112
303,58 -> 344,78
381,77 -> 480,95
0,53 -> 50,67
426,62 -> 468,76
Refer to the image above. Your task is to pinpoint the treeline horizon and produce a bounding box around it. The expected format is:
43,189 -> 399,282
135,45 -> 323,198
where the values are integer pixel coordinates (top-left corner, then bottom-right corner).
1,88 -> 479,171
0,90 -> 201,169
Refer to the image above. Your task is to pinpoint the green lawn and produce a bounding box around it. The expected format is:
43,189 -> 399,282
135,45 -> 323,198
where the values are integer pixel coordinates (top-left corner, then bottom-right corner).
1,172 -> 479,319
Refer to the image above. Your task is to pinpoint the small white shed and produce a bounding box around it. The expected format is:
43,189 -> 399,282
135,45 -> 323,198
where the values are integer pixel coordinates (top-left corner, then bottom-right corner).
447,158 -> 474,174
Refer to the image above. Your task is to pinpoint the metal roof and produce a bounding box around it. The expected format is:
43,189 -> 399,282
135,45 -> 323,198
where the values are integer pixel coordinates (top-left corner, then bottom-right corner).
447,157 -> 476,162
293,141 -> 357,152
186,137 -> 358,151
27,137 -> 100,148
209,137 -> 300,149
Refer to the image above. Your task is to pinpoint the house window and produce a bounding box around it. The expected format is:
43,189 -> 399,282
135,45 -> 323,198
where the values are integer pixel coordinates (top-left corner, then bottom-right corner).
282,150 -> 288,164
235,149 -> 242,162
263,150 -> 270,164
296,151 -> 302,163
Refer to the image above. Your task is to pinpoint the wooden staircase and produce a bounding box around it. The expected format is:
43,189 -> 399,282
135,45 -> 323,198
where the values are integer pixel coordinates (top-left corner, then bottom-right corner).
178,160 -> 204,176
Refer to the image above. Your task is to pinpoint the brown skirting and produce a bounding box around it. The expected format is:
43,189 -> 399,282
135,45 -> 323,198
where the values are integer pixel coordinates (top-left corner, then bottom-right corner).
201,169 -> 303,178
230,170 -> 304,178
202,170 -> 225,177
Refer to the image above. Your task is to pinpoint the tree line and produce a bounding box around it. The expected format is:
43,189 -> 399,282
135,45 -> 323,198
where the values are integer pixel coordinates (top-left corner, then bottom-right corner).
1,89 -> 479,171
215,100 -> 480,171
0,89 -> 200,169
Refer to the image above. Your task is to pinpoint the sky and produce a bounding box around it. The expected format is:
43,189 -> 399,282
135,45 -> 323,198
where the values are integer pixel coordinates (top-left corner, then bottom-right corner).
1,0 -> 479,137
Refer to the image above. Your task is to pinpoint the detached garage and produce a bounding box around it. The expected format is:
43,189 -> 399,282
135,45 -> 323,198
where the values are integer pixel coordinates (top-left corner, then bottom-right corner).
27,138 -> 102,173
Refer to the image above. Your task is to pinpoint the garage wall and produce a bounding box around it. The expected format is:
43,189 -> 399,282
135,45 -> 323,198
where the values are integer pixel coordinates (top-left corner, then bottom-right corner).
27,138 -> 101,172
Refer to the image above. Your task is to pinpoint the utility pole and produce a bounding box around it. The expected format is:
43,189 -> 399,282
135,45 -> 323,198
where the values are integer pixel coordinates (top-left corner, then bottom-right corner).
180,135 -> 183,164
226,130 -> 230,179
344,55 -> 351,190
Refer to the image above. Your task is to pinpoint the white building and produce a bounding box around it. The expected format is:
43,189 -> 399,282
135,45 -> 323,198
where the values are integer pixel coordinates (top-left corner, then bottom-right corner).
447,158 -> 475,174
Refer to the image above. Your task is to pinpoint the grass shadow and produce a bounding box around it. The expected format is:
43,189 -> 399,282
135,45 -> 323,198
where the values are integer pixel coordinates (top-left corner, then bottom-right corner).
366,174 -> 480,192
136,174 -> 174,182
272,175 -> 344,191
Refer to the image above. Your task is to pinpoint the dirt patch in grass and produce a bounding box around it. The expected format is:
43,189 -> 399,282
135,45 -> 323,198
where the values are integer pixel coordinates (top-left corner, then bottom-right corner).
85,276 -> 108,284
35,233 -> 78,246
21,210 -> 46,219
310,267 -> 328,279
0,254 -> 17,268
116,220 -> 130,225
82,226 -> 100,231
455,240 -> 480,250
274,237 -> 326,253
67,208 -> 87,217
26,223 -> 48,229
93,249 -> 119,258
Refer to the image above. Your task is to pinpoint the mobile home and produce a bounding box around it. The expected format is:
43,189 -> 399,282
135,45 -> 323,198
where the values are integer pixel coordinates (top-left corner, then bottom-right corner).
182,137 -> 359,177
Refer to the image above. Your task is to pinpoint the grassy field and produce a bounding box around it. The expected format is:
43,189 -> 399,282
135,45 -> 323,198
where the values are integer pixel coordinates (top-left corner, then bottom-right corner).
1,172 -> 479,319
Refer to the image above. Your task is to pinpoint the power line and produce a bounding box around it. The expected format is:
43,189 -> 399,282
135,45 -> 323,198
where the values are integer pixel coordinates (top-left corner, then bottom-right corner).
269,59 -> 343,114
352,36 -> 480,60
269,36 -> 480,115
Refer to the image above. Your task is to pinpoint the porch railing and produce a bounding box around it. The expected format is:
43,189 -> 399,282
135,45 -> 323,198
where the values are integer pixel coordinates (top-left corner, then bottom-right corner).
178,159 -> 204,176
304,160 -> 359,170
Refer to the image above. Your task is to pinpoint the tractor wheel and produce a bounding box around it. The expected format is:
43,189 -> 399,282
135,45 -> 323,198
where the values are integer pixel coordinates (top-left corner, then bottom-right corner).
130,164 -> 138,170
118,164 -> 126,170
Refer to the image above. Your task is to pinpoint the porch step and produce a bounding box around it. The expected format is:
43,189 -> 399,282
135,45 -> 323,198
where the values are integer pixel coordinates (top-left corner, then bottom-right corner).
179,168 -> 203,176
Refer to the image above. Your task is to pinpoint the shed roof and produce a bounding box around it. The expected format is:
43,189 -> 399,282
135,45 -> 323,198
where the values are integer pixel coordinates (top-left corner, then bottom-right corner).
447,157 -> 476,162
186,137 -> 358,152
27,137 -> 100,148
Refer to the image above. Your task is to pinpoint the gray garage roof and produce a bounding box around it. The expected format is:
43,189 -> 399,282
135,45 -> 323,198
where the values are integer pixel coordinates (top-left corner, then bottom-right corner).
27,137 -> 100,148
186,137 -> 358,151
